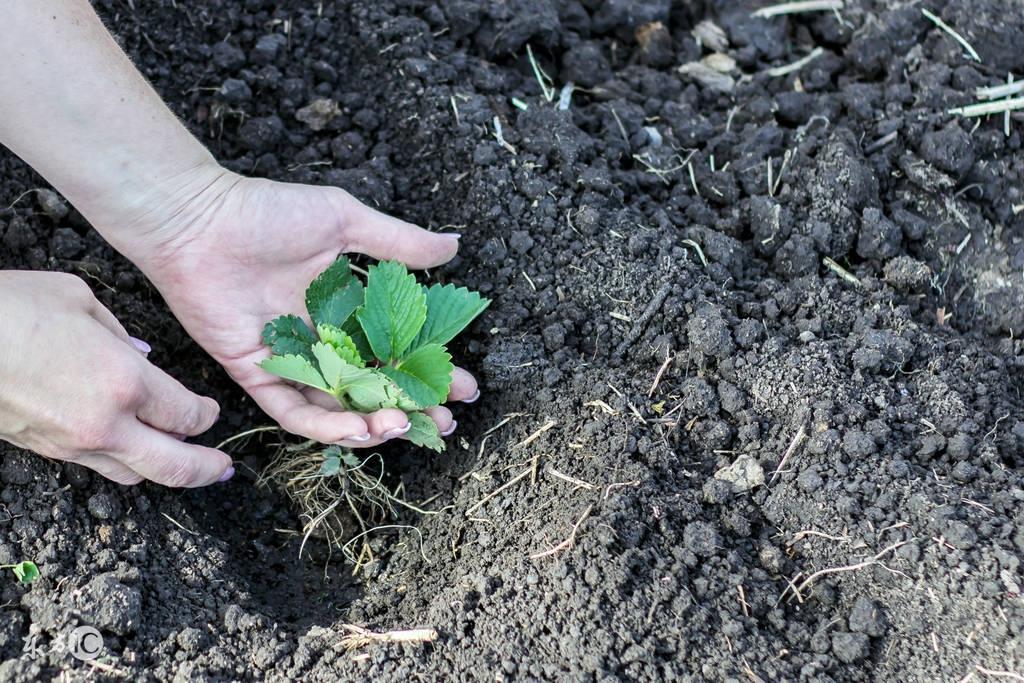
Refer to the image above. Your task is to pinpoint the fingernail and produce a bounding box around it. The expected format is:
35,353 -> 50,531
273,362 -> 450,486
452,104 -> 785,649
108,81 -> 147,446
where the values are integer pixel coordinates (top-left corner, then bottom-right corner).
129,336 -> 151,355
217,466 -> 235,483
441,420 -> 458,437
347,433 -> 372,442
382,423 -> 412,439
443,233 -> 462,239
462,389 -> 481,404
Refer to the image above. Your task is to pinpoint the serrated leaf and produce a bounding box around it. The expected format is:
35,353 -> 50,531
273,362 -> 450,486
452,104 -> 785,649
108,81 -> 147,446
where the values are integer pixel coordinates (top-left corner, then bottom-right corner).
316,325 -> 365,367
386,383 -> 422,411
379,343 -> 453,409
342,315 -> 375,362
259,354 -> 329,391
410,283 -> 490,350
305,257 -> 365,328
311,342 -> 347,390
405,412 -> 444,452
337,365 -> 398,413
357,262 -> 427,362
310,344 -> 400,412
262,315 -> 317,360
319,451 -> 342,477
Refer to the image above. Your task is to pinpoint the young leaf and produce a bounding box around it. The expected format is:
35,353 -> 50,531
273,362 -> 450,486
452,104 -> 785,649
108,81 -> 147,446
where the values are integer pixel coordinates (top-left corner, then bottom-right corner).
405,412 -> 444,452
311,342 -> 347,390
319,450 -> 342,477
317,324 -> 365,368
410,283 -> 490,350
262,315 -> 317,360
339,449 -> 361,468
312,343 -> 397,409
305,257 -> 364,328
11,561 -> 39,584
384,382 -> 422,412
357,262 -> 427,362
343,368 -> 403,412
379,343 -> 453,408
259,354 -> 330,391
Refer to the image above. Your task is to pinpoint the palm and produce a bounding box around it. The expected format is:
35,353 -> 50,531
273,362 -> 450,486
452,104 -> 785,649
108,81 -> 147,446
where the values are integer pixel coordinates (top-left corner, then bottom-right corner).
146,177 -> 467,444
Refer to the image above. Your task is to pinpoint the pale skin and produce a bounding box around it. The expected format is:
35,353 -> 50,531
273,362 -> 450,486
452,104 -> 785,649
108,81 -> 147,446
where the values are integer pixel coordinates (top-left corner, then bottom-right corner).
0,1 -> 479,487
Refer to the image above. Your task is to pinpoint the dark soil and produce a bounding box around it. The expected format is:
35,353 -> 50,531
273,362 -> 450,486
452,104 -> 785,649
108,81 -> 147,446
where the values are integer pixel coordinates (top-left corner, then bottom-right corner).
1,0 -> 1023,680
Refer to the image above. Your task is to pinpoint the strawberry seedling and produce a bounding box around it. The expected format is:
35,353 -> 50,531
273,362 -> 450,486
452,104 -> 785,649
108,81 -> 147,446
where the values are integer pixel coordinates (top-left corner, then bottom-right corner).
260,256 -> 489,451
1,560 -> 39,584
251,256 -> 488,562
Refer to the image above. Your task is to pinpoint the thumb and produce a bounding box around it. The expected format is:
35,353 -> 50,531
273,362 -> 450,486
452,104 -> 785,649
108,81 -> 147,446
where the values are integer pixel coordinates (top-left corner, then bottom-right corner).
334,190 -> 460,269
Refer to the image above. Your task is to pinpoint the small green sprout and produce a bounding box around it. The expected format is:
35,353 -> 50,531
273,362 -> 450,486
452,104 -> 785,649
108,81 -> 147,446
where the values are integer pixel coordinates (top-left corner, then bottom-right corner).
2,561 -> 39,584
260,257 -> 489,450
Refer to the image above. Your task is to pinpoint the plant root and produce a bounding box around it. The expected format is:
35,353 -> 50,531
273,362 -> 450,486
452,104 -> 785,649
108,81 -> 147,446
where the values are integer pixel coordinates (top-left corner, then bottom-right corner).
337,624 -> 438,650
255,438 -> 419,567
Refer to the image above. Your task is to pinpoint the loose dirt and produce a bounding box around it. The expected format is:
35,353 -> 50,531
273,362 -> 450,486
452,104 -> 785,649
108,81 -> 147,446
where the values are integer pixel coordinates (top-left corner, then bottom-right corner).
0,1 -> 1021,680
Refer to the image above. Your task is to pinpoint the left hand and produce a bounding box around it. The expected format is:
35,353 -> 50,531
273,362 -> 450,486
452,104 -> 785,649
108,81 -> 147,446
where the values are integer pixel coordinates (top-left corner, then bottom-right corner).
126,166 -> 479,448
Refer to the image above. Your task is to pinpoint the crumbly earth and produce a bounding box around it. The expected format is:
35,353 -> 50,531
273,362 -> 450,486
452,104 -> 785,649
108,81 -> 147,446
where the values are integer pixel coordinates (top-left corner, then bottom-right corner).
0,1 -> 1022,680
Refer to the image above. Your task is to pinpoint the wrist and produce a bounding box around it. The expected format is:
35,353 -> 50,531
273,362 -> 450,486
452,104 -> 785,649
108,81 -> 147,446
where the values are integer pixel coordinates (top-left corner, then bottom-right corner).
96,159 -> 241,274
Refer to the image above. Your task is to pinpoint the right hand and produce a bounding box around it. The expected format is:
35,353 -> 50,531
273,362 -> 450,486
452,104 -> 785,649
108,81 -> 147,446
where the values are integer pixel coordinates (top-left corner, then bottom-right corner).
0,270 -> 232,486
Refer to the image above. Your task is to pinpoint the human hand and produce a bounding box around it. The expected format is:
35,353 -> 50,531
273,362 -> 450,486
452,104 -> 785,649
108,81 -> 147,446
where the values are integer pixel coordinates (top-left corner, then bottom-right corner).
0,271 -> 233,486
129,167 -> 479,448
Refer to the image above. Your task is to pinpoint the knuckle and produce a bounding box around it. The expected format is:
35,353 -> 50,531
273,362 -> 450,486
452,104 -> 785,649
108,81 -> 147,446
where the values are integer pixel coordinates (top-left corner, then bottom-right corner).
199,398 -> 220,428
181,398 -> 218,435
175,406 -> 203,435
108,366 -> 145,408
172,393 -> 218,436
159,457 -> 202,488
75,416 -> 120,452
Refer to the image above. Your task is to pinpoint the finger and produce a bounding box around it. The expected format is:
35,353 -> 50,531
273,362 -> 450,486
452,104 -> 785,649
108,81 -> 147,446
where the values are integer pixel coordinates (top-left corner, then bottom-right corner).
335,191 -> 460,269
447,367 -> 479,403
363,408 -> 412,441
70,453 -> 144,486
247,382 -> 371,443
337,435 -> 385,448
301,386 -> 343,411
136,364 -> 220,437
422,406 -> 455,437
87,299 -> 132,343
297,389 -> 409,445
116,424 -> 233,488
129,337 -> 152,356
87,303 -> 152,357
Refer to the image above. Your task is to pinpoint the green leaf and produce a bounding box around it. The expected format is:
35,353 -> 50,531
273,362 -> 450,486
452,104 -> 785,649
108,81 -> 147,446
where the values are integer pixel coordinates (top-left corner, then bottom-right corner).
311,343 -> 397,410
386,383 -> 422,412
316,324 -> 365,367
11,561 -> 38,584
311,342 -> 347,390
379,343 -> 453,409
307,356 -> 396,412
339,449 -> 361,468
305,257 -> 365,328
319,451 -> 341,477
342,316 -> 375,362
344,370 -> 402,412
259,354 -> 329,391
405,412 -> 444,452
411,283 -> 490,350
262,315 -> 317,360
357,262 -> 427,362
